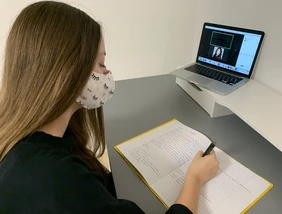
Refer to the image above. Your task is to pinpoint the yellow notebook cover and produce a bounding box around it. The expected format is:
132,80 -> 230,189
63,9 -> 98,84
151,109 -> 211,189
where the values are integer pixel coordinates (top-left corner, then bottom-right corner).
114,118 -> 273,213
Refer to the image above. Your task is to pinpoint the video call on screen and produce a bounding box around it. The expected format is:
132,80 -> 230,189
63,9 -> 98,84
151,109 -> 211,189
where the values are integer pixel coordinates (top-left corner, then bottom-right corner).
198,28 -> 244,66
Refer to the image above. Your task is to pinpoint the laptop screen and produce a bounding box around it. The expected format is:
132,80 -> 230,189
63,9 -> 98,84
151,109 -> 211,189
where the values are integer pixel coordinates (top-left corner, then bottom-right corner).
196,23 -> 264,77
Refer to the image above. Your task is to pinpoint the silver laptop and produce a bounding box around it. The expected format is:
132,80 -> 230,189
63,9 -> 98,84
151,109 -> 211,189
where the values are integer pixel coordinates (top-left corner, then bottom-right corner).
171,23 -> 265,94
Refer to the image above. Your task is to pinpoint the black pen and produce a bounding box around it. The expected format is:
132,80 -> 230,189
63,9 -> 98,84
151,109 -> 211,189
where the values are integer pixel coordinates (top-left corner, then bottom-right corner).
202,142 -> 216,157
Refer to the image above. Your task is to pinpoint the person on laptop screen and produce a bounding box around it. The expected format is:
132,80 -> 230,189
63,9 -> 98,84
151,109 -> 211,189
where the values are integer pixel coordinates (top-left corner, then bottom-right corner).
212,47 -> 223,60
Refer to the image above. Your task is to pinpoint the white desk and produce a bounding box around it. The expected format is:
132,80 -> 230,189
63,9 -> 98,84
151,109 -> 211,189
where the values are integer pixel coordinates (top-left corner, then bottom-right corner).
175,77 -> 282,151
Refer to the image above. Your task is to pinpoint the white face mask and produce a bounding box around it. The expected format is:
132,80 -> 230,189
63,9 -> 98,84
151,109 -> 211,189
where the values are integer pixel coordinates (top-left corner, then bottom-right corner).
76,71 -> 115,109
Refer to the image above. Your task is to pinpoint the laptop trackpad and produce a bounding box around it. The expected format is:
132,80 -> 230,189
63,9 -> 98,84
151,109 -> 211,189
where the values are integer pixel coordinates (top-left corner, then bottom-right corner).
187,75 -> 212,86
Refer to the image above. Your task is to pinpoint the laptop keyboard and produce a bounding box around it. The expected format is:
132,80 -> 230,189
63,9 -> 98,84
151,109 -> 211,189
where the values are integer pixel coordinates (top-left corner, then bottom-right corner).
185,64 -> 243,85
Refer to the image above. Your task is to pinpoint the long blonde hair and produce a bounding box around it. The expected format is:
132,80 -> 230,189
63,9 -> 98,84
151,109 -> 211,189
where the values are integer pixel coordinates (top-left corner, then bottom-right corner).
0,1 -> 107,174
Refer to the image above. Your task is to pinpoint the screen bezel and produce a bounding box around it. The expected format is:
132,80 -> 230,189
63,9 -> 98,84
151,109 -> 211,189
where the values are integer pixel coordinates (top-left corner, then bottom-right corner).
196,22 -> 265,79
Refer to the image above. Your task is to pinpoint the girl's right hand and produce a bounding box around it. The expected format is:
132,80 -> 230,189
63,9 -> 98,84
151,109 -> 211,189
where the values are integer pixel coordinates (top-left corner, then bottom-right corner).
186,150 -> 219,186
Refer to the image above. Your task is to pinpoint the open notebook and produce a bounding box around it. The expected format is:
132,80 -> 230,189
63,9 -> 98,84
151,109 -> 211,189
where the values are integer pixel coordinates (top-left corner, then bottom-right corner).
115,119 -> 273,214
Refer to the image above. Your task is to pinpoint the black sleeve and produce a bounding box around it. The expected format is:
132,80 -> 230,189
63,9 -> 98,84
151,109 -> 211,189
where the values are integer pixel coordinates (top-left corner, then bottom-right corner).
43,152 -> 192,214
49,154 -> 145,214
166,204 -> 193,214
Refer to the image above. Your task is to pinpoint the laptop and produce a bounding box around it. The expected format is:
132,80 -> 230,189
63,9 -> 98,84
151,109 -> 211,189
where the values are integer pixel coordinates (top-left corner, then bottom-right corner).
171,23 -> 265,94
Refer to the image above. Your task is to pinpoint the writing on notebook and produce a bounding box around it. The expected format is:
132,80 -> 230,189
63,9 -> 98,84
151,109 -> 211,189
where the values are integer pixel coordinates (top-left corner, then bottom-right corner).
198,150 -> 255,213
128,145 -> 160,178
152,127 -> 205,166
126,127 -> 206,183
116,119 -> 272,214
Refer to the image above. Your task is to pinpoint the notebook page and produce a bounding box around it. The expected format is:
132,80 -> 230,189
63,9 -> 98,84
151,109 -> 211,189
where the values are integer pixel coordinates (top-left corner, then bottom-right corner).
151,148 -> 271,214
116,120 -> 211,185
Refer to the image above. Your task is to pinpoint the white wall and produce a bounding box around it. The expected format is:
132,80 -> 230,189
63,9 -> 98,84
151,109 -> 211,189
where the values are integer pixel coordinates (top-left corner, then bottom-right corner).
0,0 -> 196,81
193,0 -> 282,95
2,0 -> 281,94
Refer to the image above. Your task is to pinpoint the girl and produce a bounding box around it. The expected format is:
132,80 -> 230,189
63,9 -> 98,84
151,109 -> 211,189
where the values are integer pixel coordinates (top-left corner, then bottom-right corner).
0,1 -> 219,213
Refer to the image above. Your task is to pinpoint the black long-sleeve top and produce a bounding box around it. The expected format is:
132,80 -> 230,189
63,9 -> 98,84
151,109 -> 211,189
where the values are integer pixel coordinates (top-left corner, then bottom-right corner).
0,131 -> 192,214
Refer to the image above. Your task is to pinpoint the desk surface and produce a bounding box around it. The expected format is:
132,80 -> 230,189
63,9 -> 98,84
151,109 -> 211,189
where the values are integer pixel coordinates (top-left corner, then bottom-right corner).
104,74 -> 282,214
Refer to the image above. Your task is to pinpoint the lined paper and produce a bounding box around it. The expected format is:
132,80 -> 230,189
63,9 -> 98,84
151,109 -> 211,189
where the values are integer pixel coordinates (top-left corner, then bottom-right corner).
118,120 -> 211,184
116,120 -> 272,214
151,148 -> 269,214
